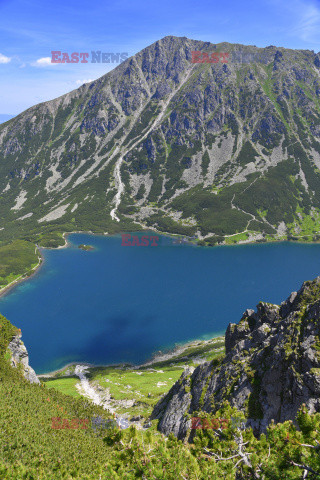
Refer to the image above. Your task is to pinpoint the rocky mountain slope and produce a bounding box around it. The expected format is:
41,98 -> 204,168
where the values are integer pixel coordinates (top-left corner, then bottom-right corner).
8,331 -> 39,384
2,36 -> 320,246
150,276 -> 320,440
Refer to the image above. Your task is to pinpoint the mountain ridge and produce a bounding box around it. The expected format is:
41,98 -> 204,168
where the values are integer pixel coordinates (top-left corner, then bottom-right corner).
1,36 -> 320,250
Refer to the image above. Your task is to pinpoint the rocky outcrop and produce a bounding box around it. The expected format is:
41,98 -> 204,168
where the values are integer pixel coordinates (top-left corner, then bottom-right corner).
8,333 -> 40,384
150,277 -> 320,440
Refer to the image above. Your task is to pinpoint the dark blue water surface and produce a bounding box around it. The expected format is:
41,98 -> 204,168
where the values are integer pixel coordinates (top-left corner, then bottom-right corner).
1,233 -> 320,374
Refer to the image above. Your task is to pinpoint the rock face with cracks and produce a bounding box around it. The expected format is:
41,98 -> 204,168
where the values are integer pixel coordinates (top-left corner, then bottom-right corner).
151,276 -> 320,440
8,333 -> 39,384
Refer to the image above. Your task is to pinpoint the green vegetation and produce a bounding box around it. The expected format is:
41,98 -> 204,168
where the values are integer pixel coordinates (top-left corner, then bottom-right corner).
145,212 -> 197,236
169,184 -> 252,236
201,150 -> 210,176
236,141 -> 259,166
45,377 -> 82,397
224,232 -> 250,244
261,63 -> 289,131
2,313 -> 320,479
44,337 -> 225,419
78,244 -> 94,251
91,367 -> 183,417
123,101 -> 161,147
0,240 -> 40,289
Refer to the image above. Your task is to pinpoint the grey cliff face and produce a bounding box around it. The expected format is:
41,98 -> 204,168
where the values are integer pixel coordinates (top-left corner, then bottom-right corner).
150,277 -> 320,440
8,333 -> 40,384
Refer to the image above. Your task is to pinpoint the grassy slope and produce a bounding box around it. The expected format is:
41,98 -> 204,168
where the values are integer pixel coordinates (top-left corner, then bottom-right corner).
0,313 -> 210,479
44,337 -> 225,419
0,239 -> 40,289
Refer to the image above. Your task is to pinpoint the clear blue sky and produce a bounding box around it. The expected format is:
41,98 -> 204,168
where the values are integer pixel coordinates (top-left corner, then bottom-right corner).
1,0 -> 320,115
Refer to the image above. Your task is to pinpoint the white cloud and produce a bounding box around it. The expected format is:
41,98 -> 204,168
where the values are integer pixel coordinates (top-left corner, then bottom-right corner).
295,4 -> 320,42
32,57 -> 57,67
75,78 -> 94,85
0,53 -> 11,64
269,0 -> 320,46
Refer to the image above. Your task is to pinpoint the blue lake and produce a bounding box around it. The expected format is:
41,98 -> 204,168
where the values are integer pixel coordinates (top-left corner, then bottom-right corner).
1,233 -> 320,374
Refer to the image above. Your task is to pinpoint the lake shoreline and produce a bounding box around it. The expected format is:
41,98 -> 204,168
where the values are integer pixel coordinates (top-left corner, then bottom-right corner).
3,232 -> 320,378
0,247 -> 45,299
0,231 -> 93,298
0,229 -> 318,301
47,229 -> 320,252
37,334 -> 225,378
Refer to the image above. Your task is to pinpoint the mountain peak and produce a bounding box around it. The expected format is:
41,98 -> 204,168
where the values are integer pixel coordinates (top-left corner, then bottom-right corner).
1,36 -> 320,247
